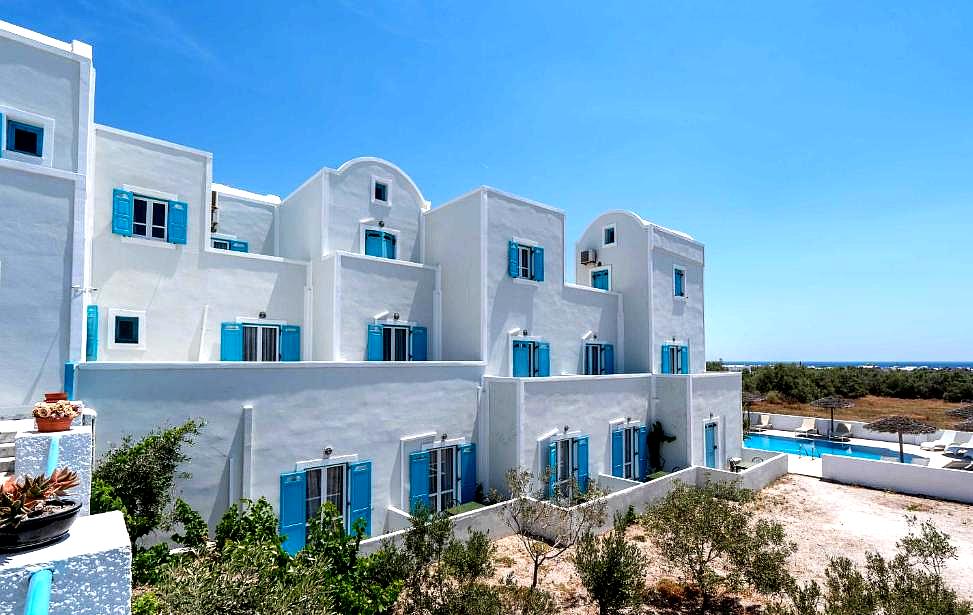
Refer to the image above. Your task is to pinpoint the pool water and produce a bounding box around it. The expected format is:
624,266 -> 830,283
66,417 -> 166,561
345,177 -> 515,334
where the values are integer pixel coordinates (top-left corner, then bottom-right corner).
744,433 -> 920,464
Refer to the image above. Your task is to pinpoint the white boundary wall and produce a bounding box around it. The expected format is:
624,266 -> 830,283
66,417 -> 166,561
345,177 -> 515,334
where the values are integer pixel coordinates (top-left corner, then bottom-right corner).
756,412 -> 973,446
821,454 -> 973,505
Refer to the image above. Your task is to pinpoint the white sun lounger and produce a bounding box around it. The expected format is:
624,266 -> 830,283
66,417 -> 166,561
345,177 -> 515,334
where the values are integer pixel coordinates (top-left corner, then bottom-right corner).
795,417 -> 819,438
921,430 -> 958,451
944,435 -> 973,456
750,414 -> 773,432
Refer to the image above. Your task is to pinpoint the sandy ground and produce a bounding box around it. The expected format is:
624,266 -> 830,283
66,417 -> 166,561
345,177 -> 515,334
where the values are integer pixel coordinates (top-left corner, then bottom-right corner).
490,475 -> 973,613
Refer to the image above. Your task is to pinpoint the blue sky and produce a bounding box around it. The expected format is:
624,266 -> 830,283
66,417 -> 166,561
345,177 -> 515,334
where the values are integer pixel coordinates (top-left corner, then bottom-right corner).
7,1 -> 972,361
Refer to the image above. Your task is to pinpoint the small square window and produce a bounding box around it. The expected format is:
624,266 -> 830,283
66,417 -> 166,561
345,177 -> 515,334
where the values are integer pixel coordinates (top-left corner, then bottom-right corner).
213,238 -> 231,250
603,225 -> 615,246
373,181 -> 388,203
114,316 -> 140,344
6,120 -> 43,157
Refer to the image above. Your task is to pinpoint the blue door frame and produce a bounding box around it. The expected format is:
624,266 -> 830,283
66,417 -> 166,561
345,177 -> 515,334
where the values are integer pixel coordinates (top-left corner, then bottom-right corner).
704,422 -> 718,468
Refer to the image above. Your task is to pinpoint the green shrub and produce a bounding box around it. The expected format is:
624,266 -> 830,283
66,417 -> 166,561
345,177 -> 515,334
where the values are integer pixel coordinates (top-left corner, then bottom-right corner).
573,515 -> 647,615
131,592 -> 160,615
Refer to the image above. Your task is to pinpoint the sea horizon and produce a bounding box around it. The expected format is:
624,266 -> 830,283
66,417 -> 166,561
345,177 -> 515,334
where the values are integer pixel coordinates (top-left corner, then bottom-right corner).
719,360 -> 973,370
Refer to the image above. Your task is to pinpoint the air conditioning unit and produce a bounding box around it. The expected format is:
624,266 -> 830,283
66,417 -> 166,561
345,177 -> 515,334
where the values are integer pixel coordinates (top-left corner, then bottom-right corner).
580,249 -> 597,265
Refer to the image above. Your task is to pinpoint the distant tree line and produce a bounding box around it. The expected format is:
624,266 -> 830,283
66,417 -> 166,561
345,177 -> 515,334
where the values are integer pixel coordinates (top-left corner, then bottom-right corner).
708,362 -> 973,403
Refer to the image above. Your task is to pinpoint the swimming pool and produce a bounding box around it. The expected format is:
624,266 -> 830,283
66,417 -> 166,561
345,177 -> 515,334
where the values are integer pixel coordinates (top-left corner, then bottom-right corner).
743,433 -> 921,464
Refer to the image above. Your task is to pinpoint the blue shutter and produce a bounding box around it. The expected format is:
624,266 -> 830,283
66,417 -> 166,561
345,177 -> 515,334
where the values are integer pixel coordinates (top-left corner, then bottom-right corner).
384,233 -> 397,259
661,345 -> 672,374
279,470 -> 306,555
603,344 -> 614,375
536,342 -> 550,377
409,451 -> 430,512
85,305 -> 98,361
365,231 -> 383,257
575,436 -> 589,493
167,201 -> 188,244
410,326 -> 427,361
111,189 -> 133,236
611,429 -> 623,477
347,460 -> 372,537
512,341 -> 530,377
220,323 -> 244,361
366,324 -> 384,361
704,423 -> 717,469
547,441 -> 557,499
592,269 -> 609,290
584,344 -> 593,375
680,345 -> 689,374
280,325 -> 301,361
459,443 -> 476,504
674,269 -> 684,296
532,246 -> 544,281
638,425 -> 649,480
0,113 -> 3,159
63,362 -> 76,400
229,240 -> 249,252
508,241 -> 519,277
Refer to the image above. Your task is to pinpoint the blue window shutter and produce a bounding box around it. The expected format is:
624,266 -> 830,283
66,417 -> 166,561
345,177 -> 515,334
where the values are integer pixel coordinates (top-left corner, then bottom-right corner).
220,323 -> 243,361
0,113 -> 3,158
459,443 -> 476,504
592,270 -> 609,291
111,189 -> 133,236
575,436 -> 589,493
661,345 -> 672,374
280,325 -> 301,361
603,344 -> 614,375
512,341 -> 530,377
167,201 -> 188,244
674,269 -> 683,296
279,471 -> 306,555
85,305 -> 98,361
704,423 -> 717,468
611,429 -> 623,477
532,246 -> 544,281
366,324 -> 383,361
547,441 -> 557,499
536,342 -> 550,377
584,345 -> 593,375
229,240 -> 248,252
384,233 -> 396,259
410,326 -> 427,361
508,241 -> 519,277
365,231 -> 383,257
680,345 -> 689,374
63,362 -> 76,400
638,425 -> 649,480
347,460 -> 372,537
409,451 -> 430,512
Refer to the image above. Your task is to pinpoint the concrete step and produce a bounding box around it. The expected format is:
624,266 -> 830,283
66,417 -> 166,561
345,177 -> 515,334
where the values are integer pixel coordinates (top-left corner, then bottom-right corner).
0,431 -> 16,444
0,443 -> 12,458
0,457 -> 12,474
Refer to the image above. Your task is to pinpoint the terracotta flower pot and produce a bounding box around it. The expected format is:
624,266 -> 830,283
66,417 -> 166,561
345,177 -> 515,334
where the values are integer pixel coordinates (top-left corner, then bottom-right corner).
43,392 -> 68,403
35,416 -> 73,433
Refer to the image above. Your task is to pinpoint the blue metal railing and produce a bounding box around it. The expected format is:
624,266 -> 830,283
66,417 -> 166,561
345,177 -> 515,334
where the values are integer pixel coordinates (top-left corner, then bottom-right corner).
24,568 -> 53,615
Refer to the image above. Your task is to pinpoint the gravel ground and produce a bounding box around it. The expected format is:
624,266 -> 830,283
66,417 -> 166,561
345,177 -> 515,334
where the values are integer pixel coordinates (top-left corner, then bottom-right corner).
489,474 -> 973,613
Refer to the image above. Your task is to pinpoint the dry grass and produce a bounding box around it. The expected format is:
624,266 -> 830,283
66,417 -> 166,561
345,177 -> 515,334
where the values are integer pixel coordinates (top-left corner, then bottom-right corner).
752,395 -> 966,429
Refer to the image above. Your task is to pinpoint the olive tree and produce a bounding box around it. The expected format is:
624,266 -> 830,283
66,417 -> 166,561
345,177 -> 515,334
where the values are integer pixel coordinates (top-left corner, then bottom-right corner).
573,514 -> 648,615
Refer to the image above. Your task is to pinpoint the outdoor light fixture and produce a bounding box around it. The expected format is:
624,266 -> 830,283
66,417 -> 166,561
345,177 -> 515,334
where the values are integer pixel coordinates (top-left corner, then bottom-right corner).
592,333 -> 598,340
563,425 -> 570,433
393,312 -> 400,320
441,433 -> 448,441
259,311 -> 267,319
522,329 -> 528,336
324,446 -> 333,456
378,220 -> 385,228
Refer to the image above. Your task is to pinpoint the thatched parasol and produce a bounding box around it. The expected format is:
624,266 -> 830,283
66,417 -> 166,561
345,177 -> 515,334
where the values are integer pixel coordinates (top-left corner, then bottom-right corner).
864,416 -> 936,463
811,396 -> 855,438
946,403 -> 973,420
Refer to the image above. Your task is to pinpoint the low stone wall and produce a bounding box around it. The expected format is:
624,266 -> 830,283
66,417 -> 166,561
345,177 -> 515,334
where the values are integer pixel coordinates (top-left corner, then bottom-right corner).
15,426 -> 93,515
361,500 -> 515,555
755,412 -> 973,447
821,455 -> 973,505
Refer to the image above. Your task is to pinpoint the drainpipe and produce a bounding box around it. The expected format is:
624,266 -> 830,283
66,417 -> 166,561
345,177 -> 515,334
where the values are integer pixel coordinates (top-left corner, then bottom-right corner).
24,568 -> 53,615
45,436 -> 60,476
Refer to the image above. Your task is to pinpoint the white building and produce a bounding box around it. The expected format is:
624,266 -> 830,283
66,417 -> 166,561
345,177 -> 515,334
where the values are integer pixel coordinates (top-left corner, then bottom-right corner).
0,20 -> 742,552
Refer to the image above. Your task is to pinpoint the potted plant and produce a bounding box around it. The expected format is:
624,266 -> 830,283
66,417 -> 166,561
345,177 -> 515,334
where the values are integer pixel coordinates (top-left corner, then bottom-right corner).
32,399 -> 81,433
0,469 -> 81,552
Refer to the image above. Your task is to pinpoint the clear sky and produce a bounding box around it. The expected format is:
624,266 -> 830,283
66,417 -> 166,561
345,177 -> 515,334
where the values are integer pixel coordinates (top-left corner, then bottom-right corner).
6,1 -> 972,362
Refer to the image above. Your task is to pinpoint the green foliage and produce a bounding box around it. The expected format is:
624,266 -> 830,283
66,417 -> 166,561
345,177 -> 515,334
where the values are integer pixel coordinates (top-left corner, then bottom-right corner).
131,592 -> 160,615
744,363 -> 973,403
641,480 -> 796,610
573,515 -> 647,615
215,497 -> 282,551
169,498 -> 207,550
91,419 -> 203,543
706,360 -> 727,372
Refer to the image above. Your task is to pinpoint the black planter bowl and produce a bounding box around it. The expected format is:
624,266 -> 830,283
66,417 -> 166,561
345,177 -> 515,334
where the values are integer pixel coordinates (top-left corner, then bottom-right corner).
0,500 -> 81,553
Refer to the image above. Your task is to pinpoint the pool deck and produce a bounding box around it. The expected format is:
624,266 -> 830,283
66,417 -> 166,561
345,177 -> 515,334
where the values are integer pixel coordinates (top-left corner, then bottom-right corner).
748,429 -> 963,477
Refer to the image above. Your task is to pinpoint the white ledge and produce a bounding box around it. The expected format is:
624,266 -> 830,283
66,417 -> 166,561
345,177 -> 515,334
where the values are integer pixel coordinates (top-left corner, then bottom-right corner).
77,360 -> 486,370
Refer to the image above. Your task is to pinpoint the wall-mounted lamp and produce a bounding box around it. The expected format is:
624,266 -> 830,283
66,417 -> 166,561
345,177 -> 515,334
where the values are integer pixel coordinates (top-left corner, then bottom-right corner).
592,333 -> 598,340
259,311 -> 267,319
378,220 -> 385,228
393,312 -> 400,321
323,446 -> 334,457
441,433 -> 448,441
563,425 -> 570,433
522,329 -> 529,336
626,416 -> 632,423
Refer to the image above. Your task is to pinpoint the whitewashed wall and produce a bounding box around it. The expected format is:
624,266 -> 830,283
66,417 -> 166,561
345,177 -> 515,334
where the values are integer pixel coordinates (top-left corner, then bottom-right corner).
652,376 -> 691,469
278,171 -> 323,261
651,226 -> 705,374
822,455 -> 973,504
687,372 -> 744,467
311,256 -> 336,360
75,361 -> 484,532
214,193 -> 276,256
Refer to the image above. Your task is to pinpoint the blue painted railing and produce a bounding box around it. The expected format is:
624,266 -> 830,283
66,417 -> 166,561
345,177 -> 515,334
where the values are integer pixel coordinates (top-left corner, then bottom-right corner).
24,568 -> 53,615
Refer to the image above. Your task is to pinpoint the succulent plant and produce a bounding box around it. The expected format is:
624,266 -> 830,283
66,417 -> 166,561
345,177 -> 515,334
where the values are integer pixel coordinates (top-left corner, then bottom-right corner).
32,400 -> 81,420
0,469 -> 80,529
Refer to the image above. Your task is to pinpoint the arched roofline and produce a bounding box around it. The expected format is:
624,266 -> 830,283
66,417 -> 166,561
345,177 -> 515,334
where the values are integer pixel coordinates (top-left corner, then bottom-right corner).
581,209 -> 696,242
334,157 -> 430,210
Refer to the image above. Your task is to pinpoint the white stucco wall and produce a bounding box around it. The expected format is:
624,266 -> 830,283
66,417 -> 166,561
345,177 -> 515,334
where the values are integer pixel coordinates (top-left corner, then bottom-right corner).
214,192 -> 276,256
311,256 -> 336,360
336,253 -> 436,361
278,171 -> 323,261
327,158 -> 426,262
651,227 -> 705,374
484,378 -> 519,494
423,193 -> 483,361
652,375 -> 691,470
822,455 -> 973,504
687,372 -> 743,468
15,426 -> 93,515
75,361 -> 485,533
0,167 -> 76,409
90,127 -> 307,361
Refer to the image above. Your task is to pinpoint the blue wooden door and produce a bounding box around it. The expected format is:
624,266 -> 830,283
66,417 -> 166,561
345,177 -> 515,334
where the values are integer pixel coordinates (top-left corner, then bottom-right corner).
704,423 -> 718,469
347,461 -> 372,536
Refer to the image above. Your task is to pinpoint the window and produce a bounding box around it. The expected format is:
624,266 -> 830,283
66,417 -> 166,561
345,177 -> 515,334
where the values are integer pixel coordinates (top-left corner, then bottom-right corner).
674,267 -> 686,297
114,316 -> 140,345
367,323 -> 427,361
133,196 -> 168,241
364,229 -> 396,259
547,435 -> 589,500
305,464 -> 346,525
6,119 -> 43,157
213,238 -> 249,252
620,425 -> 640,479
512,339 -> 550,377
661,344 -> 689,374
591,267 -> 610,291
583,343 -> 614,375
427,446 -> 456,513
603,224 -> 616,246
409,443 -> 476,514
243,324 -> 279,362
508,241 -> 544,282
373,181 -> 388,203
382,325 -> 409,361
213,238 -> 231,250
